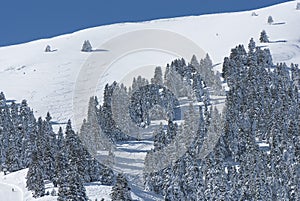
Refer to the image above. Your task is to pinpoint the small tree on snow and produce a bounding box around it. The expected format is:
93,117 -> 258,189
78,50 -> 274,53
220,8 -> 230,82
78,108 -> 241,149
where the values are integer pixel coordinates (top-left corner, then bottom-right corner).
267,16 -> 273,24
45,45 -> 51,52
297,3 -> 300,10
259,30 -> 269,43
81,40 -> 92,52
251,12 -> 258,16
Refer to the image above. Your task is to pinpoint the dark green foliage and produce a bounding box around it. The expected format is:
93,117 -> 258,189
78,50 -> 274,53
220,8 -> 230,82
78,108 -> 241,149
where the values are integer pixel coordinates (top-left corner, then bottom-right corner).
26,151 -> 45,198
111,173 -> 132,201
58,159 -> 88,201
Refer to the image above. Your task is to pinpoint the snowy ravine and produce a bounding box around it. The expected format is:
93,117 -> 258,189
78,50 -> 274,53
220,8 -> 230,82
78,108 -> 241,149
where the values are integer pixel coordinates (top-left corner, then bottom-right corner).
98,93 -> 226,200
113,140 -> 164,201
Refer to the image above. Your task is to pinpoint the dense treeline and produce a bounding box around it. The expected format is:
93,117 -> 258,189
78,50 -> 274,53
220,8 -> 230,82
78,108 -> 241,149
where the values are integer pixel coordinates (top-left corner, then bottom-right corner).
0,93 -> 114,200
80,53 -> 219,146
144,39 -> 300,200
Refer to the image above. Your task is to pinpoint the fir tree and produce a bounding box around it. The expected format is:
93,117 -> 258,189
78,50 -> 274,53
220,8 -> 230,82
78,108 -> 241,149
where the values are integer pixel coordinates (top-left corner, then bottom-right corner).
111,173 -> 132,201
151,66 -> 163,85
45,45 -> 51,52
26,151 -> 45,198
259,30 -> 269,43
57,146 -> 89,201
268,15 -> 274,24
81,40 -> 92,52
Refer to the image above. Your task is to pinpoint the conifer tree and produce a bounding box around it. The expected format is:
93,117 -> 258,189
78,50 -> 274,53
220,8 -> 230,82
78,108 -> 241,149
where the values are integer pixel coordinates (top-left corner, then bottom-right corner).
260,30 -> 269,43
81,40 -> 92,52
26,151 -> 45,198
152,66 -> 163,85
268,15 -> 274,24
111,173 -> 132,201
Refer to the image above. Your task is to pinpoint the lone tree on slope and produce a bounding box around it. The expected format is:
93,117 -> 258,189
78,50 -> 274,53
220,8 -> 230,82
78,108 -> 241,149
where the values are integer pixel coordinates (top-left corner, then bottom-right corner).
267,15 -> 274,24
259,30 -> 269,43
45,45 -> 51,52
81,40 -> 93,52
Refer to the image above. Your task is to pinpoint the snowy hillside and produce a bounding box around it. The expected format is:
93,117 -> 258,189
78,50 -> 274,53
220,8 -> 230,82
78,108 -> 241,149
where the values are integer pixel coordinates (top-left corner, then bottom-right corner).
0,169 -> 113,201
1,2 -> 300,200
0,1 -> 299,131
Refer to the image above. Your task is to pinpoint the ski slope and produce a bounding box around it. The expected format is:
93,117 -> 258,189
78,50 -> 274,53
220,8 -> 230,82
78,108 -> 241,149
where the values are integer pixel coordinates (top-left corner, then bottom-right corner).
0,1 -> 300,201
0,1 -> 299,130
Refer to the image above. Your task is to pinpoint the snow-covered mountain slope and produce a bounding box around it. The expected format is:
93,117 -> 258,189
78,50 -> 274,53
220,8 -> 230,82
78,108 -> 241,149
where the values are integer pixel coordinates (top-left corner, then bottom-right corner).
0,146 -> 164,201
0,1 -> 299,129
0,169 -> 113,201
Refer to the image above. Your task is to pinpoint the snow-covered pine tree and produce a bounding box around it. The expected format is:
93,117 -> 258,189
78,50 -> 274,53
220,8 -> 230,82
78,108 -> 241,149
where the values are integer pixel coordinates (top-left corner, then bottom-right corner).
151,66 -> 163,85
45,45 -> 51,52
100,82 -> 130,141
43,113 -> 57,182
164,63 -> 185,97
43,137 -> 55,182
192,73 -> 204,102
56,144 -> 69,200
199,54 -> 214,86
5,131 -> 21,172
131,76 -> 149,92
268,15 -> 274,24
57,141 -> 89,201
26,151 -> 45,198
57,127 -> 64,152
20,100 -> 37,168
153,123 -> 166,151
65,119 -> 90,182
65,119 -> 115,184
79,96 -> 109,155
166,120 -> 177,145
189,54 -> 223,95
291,63 -> 300,88
111,84 -> 138,138
54,126 -> 64,187
66,159 -> 89,201
259,30 -> 269,43
81,40 -> 92,52
111,173 -> 132,201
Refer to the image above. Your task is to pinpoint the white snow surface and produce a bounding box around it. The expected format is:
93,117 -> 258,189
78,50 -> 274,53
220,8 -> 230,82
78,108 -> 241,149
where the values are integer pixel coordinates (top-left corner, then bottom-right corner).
0,169 -> 114,201
0,1 -> 300,200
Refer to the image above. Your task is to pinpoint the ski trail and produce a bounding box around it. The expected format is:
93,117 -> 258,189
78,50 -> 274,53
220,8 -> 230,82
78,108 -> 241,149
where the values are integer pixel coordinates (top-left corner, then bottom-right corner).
109,95 -> 226,200
114,140 -> 152,187
113,140 -> 164,200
